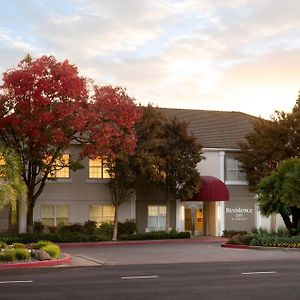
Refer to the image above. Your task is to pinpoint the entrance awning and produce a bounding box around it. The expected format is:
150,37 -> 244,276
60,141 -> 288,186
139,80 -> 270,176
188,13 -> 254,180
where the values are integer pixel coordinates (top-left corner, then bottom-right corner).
192,176 -> 229,202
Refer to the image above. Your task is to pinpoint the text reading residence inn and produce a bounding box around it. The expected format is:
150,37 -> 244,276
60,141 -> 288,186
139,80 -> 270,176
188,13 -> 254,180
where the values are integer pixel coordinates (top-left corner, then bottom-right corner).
0,108 -> 284,236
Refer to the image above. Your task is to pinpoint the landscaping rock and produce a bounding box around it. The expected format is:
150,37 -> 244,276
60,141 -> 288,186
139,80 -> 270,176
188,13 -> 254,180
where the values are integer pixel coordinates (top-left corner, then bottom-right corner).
32,249 -> 52,261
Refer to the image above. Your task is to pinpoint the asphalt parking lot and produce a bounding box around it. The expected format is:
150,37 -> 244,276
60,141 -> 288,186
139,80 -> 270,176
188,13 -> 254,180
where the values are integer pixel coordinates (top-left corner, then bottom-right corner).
62,240 -> 300,267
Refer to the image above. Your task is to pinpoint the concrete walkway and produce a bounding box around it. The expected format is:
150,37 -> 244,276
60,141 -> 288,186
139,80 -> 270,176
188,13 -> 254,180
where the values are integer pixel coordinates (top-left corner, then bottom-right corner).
61,238 -> 300,267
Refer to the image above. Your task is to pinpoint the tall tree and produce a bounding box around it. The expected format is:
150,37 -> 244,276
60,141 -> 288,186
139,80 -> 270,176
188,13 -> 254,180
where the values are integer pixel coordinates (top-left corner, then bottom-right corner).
257,158 -> 300,235
0,56 -> 141,232
87,87 -> 142,242
239,98 -> 300,192
0,144 -> 27,231
157,117 -> 203,229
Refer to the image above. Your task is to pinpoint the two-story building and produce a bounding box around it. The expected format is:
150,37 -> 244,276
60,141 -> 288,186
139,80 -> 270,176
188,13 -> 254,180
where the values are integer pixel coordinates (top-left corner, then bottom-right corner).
1,108 -> 284,235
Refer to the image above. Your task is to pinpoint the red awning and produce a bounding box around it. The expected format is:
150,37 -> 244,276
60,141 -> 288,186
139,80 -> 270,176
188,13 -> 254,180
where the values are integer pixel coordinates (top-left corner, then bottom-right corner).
192,176 -> 229,202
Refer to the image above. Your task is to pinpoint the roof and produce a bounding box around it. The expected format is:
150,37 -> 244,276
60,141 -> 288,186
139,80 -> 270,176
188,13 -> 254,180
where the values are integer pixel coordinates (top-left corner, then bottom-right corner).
159,108 -> 258,149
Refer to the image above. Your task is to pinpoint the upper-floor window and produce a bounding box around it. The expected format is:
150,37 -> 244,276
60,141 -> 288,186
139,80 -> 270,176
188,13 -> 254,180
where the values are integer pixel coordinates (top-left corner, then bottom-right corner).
48,154 -> 70,179
225,157 -> 247,182
88,158 -> 112,179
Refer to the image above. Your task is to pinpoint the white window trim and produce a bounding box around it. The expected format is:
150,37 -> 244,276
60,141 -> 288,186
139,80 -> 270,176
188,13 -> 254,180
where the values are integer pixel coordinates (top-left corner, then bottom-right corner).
147,205 -> 167,231
40,205 -> 70,226
225,180 -> 248,185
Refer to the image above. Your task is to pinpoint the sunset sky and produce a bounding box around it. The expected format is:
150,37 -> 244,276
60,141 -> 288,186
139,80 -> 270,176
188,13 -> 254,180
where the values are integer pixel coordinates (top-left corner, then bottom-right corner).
1,0 -> 300,119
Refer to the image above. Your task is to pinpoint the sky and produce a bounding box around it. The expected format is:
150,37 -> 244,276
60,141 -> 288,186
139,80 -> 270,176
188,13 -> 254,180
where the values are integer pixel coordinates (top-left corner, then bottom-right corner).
1,0 -> 300,119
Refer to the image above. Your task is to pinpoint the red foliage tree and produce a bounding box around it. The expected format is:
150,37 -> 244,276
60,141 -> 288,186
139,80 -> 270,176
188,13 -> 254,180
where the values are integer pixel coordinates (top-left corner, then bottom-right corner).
0,55 -> 141,232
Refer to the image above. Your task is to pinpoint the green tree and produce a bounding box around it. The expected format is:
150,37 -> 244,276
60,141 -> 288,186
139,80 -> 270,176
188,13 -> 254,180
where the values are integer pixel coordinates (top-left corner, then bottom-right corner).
0,145 -> 27,231
158,117 -> 203,229
106,105 -> 165,240
257,158 -> 300,235
239,96 -> 300,192
107,105 -> 203,238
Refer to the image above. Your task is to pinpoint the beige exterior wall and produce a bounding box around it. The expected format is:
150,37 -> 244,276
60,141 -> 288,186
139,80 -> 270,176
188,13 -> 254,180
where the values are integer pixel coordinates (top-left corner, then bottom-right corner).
198,151 -> 220,177
136,190 -> 176,233
34,144 -> 132,224
224,185 -> 256,231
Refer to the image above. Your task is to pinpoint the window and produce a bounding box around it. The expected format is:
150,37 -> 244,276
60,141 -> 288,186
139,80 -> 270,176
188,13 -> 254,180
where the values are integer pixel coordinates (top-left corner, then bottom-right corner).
89,205 -> 115,225
0,156 -> 4,178
48,154 -> 70,179
148,205 -> 167,230
40,205 -> 69,226
225,157 -> 247,182
89,158 -> 111,179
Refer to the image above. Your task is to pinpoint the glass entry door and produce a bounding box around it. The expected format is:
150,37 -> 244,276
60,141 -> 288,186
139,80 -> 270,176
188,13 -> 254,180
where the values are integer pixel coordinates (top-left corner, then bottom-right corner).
184,203 -> 205,236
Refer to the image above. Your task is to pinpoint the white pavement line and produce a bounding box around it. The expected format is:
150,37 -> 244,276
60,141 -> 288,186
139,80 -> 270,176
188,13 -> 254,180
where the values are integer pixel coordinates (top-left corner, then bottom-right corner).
121,275 -> 159,280
0,280 -> 33,284
242,271 -> 277,275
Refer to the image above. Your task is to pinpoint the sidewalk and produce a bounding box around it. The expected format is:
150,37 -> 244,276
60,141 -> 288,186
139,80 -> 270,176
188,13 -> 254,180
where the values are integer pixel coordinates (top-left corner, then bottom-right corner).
58,236 -> 228,249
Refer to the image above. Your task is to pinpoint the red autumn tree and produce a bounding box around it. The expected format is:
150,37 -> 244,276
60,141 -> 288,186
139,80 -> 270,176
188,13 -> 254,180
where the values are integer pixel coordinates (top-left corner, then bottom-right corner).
85,86 -> 143,241
0,55 -> 141,233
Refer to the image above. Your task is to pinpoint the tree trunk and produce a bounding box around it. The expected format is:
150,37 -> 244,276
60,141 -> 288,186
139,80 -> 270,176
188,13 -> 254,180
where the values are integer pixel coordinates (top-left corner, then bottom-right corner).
27,203 -> 34,233
279,210 -> 293,235
112,205 -> 119,241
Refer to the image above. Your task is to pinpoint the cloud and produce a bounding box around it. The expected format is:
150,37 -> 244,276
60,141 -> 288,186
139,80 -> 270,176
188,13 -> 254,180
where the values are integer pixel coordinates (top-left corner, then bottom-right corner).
0,0 -> 300,118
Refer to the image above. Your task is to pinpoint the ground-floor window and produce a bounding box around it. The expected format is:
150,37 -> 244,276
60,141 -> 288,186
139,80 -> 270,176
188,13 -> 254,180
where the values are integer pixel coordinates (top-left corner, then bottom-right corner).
89,204 -> 115,225
148,205 -> 167,230
40,205 -> 70,226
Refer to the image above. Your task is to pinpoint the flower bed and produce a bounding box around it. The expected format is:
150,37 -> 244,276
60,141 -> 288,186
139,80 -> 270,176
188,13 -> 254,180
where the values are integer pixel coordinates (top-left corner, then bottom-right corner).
227,232 -> 300,248
0,241 -> 61,263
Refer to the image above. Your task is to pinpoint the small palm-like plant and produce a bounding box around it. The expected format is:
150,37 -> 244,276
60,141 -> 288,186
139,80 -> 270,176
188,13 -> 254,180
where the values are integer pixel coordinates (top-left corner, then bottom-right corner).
0,144 -> 27,228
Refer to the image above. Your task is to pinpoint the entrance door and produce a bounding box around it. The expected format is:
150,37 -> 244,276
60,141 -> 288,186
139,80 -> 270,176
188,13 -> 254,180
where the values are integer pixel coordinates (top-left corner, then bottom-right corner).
184,207 -> 205,236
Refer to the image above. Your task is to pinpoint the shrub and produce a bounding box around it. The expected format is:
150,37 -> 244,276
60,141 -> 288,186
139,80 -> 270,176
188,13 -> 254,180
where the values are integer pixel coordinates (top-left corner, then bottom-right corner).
0,249 -> 16,262
33,221 -> 45,233
12,243 -> 26,249
118,220 -> 137,236
84,220 -> 97,234
36,240 -> 54,249
41,244 -> 61,259
277,227 -> 289,237
0,242 -> 8,250
223,230 -> 247,238
14,248 -> 31,261
59,223 -> 84,233
47,226 -> 58,233
97,222 -> 113,239
119,230 -> 191,241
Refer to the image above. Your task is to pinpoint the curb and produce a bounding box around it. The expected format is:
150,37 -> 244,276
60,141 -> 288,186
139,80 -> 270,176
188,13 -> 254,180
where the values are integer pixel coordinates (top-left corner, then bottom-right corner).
0,253 -> 72,269
221,243 -> 300,251
59,238 -> 228,249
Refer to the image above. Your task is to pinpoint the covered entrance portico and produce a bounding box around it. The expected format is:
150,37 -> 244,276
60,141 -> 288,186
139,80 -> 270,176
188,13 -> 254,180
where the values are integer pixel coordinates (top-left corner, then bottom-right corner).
178,176 -> 229,236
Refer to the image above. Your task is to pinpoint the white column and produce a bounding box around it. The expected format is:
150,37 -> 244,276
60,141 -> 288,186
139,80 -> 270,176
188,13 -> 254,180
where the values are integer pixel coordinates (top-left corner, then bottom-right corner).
130,193 -> 136,220
217,151 -> 225,236
176,199 -> 185,232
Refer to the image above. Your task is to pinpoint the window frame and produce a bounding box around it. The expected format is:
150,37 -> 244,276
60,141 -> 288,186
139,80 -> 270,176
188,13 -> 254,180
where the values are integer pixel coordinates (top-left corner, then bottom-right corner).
47,154 -> 70,179
40,204 -> 70,226
88,204 -> 115,225
147,205 -> 167,231
88,158 -> 111,180
225,157 -> 247,185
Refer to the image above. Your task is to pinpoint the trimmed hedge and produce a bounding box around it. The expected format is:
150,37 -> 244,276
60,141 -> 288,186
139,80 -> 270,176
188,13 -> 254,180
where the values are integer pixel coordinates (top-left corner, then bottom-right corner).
119,230 -> 191,241
0,230 -> 190,244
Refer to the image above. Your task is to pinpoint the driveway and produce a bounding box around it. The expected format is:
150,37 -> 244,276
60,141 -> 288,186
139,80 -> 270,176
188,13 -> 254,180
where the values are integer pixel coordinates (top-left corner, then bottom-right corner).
61,240 -> 300,267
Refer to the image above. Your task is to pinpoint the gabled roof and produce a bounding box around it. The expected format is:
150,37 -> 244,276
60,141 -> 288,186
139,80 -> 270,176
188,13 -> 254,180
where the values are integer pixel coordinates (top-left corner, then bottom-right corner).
160,108 -> 258,149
